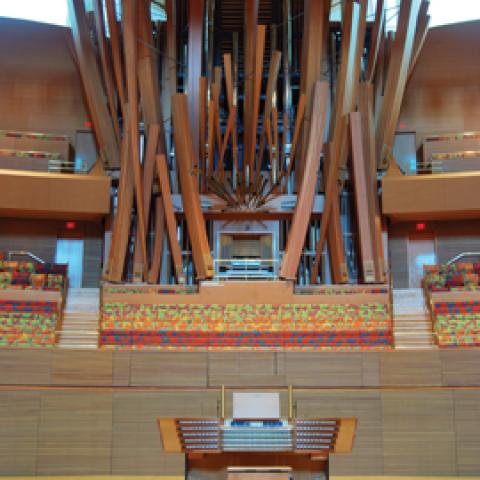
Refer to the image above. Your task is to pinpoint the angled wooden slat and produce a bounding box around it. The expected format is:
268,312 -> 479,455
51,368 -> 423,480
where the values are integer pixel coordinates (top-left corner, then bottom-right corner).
296,0 -> 330,185
359,82 -> 385,282
256,50 -> 282,180
187,0 -> 205,160
310,0 -> 363,283
408,0 -> 430,79
123,0 -> 148,279
366,0 -> 385,83
155,154 -> 185,283
132,123 -> 161,281
105,0 -> 126,116
279,81 -> 329,280
207,98 -> 216,178
67,0 -> 120,168
162,0 -> 177,156
285,93 -> 306,183
199,76 -> 208,189
243,0 -> 259,171
350,112 -> 376,283
272,106 -> 279,179
323,149 -> 348,284
105,128 -> 133,281
247,24 -> 266,180
147,196 -> 165,284
137,0 -> 167,152
92,0 -> 121,143
172,94 -> 214,279
376,0 -> 422,169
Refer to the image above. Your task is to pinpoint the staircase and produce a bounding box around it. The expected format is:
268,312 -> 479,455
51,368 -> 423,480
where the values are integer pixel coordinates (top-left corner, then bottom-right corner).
392,288 -> 437,349
57,288 -> 100,349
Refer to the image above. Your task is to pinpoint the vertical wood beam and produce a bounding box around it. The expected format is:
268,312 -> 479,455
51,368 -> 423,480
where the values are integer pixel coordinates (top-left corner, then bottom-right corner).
359,82 -> 385,282
366,0 -> 385,83
104,128 -> 133,281
172,94 -> 214,279
147,196 -> 166,284
297,0 -> 330,184
279,82 -> 329,280
248,24 -> 266,180
123,0 -> 148,278
67,0 -> 120,168
156,154 -> 185,283
243,0 -> 259,173
376,0 -> 422,169
350,112 -> 376,283
105,0 -> 127,116
162,0 -> 177,155
310,0 -> 364,283
187,0 -> 205,159
92,0 -> 121,143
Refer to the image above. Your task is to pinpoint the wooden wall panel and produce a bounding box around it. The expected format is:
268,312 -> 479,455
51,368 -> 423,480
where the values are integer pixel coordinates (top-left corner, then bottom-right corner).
379,350 -> 442,386
0,391 -> 40,475
284,352 -> 365,387
129,352 -> 208,387
0,387 -> 480,475
381,390 -> 457,475
0,349 -> 51,385
36,392 -> 113,474
440,349 -> 480,386
453,390 -> 480,475
50,350 -> 113,386
208,352 -> 285,387
112,351 -> 131,386
400,21 -> 480,146
112,391 -> 216,474
0,19 -> 88,139
296,391 -> 384,475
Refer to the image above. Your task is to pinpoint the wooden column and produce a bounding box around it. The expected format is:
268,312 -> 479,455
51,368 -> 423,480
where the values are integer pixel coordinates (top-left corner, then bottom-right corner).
172,94 -> 214,279
296,0 -> 330,185
104,128 -> 133,281
376,0 -> 422,169
350,112 -> 376,283
243,0 -> 259,174
187,0 -> 205,160
279,81 -> 329,280
310,0 -> 364,283
105,0 -> 126,117
155,154 -> 185,283
123,0 -> 148,279
67,0 -> 120,168
92,0 -> 121,142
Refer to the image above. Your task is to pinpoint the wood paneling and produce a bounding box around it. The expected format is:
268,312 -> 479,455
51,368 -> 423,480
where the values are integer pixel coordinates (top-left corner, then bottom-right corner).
379,350 -> 442,386
0,387 -> 479,475
296,391 -> 383,475
401,21 -> 480,145
381,390 -> 456,475
0,391 -> 40,475
382,170 -> 480,221
129,352 -> 208,387
37,391 -> 113,474
208,352 -> 285,387
0,18 -> 87,139
0,169 -> 110,219
284,352 -> 365,387
50,349 -> 113,386
0,349 -> 52,386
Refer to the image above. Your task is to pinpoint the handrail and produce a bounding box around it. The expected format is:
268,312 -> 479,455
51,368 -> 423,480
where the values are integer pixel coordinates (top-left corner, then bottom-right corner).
7,250 -> 46,264
446,252 -> 480,265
